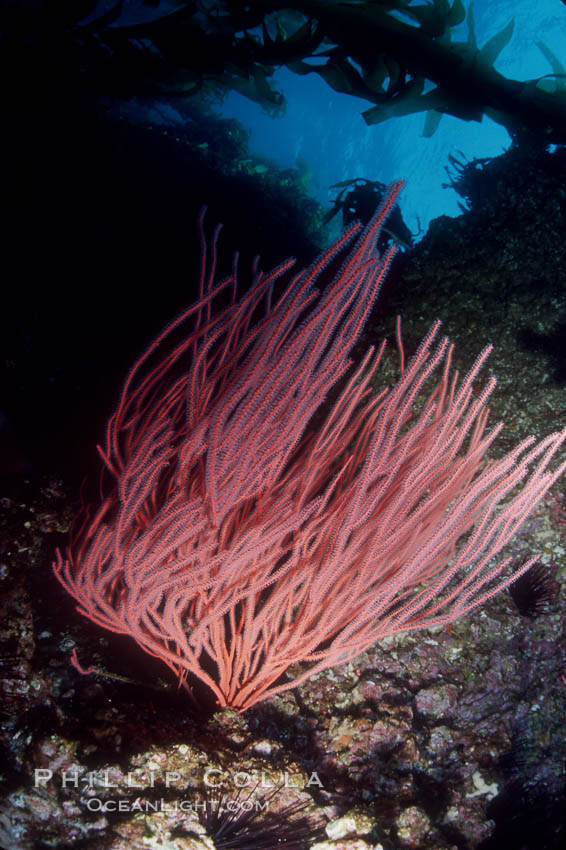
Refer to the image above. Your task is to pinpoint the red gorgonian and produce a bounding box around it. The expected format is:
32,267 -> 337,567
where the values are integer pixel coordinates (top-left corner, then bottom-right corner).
54,183 -> 566,710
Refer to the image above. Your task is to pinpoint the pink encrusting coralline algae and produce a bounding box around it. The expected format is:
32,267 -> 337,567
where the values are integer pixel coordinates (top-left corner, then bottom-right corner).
54,182 -> 566,710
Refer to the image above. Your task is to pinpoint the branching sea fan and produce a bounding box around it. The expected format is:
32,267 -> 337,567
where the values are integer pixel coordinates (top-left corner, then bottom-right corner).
54,183 -> 566,710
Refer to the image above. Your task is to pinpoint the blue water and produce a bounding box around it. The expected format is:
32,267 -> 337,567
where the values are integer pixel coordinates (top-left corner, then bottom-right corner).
212,0 -> 564,237
91,0 -> 564,238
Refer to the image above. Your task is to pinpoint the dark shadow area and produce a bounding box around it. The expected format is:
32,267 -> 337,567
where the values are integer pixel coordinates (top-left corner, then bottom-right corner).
517,319 -> 566,385
1,97 -> 324,491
